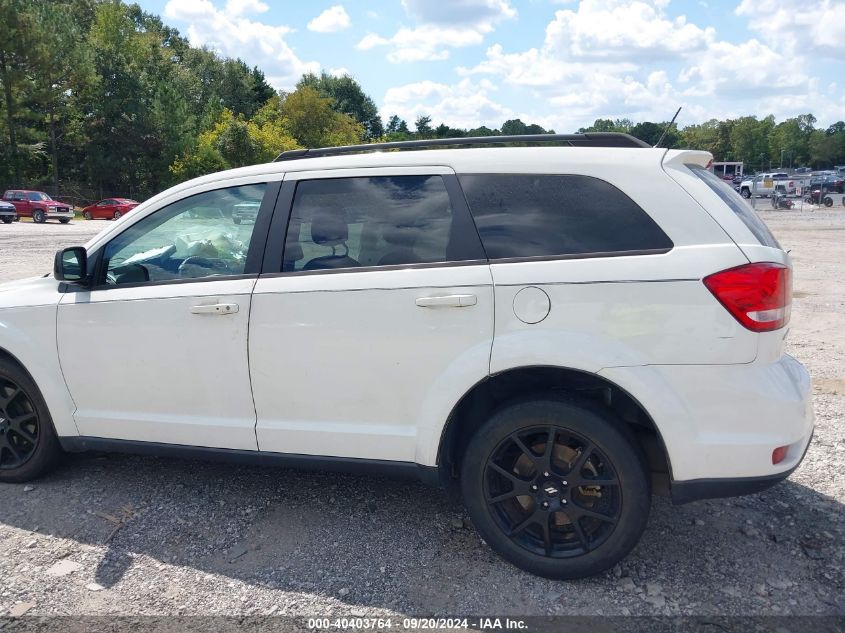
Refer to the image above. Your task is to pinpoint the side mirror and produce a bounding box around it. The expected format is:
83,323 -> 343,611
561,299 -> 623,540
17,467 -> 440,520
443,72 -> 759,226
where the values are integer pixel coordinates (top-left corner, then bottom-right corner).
54,247 -> 88,284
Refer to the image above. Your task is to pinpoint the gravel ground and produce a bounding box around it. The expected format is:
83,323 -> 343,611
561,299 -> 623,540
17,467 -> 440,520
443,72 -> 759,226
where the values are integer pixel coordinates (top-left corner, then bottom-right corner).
0,211 -> 843,618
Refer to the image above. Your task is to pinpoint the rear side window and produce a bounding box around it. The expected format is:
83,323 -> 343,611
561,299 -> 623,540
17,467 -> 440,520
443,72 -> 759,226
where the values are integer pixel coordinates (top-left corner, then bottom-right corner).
686,164 -> 780,249
282,175 -> 481,272
459,174 -> 672,260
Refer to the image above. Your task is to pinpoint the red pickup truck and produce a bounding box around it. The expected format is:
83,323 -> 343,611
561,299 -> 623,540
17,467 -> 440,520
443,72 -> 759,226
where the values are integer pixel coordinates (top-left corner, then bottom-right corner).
2,189 -> 73,223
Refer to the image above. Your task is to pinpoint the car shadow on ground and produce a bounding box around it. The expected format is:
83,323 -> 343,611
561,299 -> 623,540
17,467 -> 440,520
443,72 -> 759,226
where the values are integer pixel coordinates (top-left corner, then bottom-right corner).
1,451 -> 843,615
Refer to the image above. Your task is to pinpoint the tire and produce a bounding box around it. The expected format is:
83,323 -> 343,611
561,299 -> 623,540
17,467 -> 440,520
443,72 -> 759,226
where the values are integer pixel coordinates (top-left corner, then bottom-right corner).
233,217 -> 241,225
83,211 -> 92,220
1,217 -> 12,224
0,357 -> 62,483
113,211 -> 121,220
741,188 -> 751,199
59,218 -> 70,224
460,398 -> 650,579
32,210 -> 45,223
823,196 -> 833,207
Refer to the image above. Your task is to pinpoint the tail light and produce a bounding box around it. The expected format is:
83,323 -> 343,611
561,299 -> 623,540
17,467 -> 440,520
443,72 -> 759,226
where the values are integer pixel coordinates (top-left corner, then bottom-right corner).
703,263 -> 791,332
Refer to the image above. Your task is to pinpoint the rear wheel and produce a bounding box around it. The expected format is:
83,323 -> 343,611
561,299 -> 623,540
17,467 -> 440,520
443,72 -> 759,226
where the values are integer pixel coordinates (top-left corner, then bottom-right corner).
1,217 -> 12,224
0,358 -> 62,482
113,210 -> 121,220
32,210 -> 45,223
83,211 -> 92,220
461,398 -> 650,579
823,196 -> 833,207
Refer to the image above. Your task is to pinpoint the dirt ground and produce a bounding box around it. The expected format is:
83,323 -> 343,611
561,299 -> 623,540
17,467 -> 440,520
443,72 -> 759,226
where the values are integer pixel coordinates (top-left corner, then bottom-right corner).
0,210 -> 843,617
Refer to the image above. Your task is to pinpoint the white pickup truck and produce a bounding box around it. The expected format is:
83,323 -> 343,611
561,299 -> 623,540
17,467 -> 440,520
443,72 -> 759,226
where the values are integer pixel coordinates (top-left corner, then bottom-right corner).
739,172 -> 795,198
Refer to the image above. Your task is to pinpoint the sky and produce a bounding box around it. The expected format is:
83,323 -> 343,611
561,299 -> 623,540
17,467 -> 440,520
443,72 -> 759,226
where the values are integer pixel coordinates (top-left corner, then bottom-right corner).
135,0 -> 845,132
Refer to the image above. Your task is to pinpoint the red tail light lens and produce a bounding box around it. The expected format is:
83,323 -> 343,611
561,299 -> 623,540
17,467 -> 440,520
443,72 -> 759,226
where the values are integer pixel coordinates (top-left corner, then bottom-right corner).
703,263 -> 791,332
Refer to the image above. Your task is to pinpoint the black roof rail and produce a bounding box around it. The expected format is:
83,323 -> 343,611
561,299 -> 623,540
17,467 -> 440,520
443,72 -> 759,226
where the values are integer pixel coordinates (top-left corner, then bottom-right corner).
273,132 -> 649,162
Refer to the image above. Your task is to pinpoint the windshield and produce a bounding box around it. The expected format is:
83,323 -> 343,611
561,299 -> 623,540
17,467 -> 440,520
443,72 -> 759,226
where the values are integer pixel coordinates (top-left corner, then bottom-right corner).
27,192 -> 52,201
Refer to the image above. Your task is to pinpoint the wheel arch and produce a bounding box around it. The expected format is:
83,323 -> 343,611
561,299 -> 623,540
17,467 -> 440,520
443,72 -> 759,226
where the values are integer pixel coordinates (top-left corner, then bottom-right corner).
435,365 -> 673,493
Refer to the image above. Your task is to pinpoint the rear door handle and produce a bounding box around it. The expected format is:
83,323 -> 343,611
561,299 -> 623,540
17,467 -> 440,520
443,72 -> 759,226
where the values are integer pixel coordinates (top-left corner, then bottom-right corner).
415,294 -> 477,308
190,303 -> 239,315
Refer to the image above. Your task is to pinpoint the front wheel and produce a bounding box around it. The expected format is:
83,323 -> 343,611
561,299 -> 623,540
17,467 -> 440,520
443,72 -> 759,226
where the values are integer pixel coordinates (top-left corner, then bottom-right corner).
0,358 -> 62,482
32,210 -> 45,223
823,196 -> 833,207
59,218 -> 70,224
461,398 -> 650,579
741,188 -> 751,198
113,211 -> 121,220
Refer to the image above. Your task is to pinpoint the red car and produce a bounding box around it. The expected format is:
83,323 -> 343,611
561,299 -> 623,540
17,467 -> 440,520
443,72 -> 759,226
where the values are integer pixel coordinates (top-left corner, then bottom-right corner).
82,198 -> 140,220
2,189 -> 74,223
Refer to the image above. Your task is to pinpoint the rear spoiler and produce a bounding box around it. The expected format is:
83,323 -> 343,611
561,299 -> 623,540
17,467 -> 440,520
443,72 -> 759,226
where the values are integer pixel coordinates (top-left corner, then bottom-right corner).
662,149 -> 713,170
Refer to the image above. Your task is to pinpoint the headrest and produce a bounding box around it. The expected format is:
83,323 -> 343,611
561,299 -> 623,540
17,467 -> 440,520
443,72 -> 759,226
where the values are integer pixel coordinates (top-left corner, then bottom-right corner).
310,214 -> 348,247
284,242 -> 303,262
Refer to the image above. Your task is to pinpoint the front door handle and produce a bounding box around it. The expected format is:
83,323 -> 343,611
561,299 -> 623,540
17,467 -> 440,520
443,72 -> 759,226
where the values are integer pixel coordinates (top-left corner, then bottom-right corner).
190,303 -> 239,315
415,294 -> 477,308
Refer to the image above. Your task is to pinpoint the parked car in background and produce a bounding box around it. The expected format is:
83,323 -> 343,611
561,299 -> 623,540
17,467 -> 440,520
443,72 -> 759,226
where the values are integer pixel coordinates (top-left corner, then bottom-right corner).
82,198 -> 140,221
0,200 -> 17,224
738,173 -> 793,198
809,174 -> 844,193
2,190 -> 73,223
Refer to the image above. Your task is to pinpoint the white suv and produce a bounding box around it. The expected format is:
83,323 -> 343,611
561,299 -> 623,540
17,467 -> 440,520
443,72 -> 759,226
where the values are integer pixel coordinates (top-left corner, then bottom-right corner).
0,134 -> 813,579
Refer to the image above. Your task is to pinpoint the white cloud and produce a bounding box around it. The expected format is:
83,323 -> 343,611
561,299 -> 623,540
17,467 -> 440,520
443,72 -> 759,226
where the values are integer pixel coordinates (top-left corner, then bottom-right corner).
454,0 -> 838,130
382,78 -> 514,129
358,0 -> 516,63
357,25 -> 487,62
401,0 -> 516,25
543,0 -> 714,60
224,0 -> 268,15
735,0 -> 845,59
308,5 -> 351,33
163,0 -> 318,89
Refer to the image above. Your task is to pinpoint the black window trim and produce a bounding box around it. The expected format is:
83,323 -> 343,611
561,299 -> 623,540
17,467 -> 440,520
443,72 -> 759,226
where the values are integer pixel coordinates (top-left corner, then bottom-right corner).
260,173 -> 487,276
456,172 -> 674,263
64,180 -> 281,293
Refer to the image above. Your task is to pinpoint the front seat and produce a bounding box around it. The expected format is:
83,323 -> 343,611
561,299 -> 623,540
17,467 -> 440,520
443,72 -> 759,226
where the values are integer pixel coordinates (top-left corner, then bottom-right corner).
302,214 -> 360,271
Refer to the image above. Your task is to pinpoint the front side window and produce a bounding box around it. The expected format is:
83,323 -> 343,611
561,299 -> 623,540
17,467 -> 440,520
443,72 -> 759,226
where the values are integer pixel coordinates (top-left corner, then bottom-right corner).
459,174 -> 673,260
102,184 -> 265,286
27,192 -> 50,201
282,176 -> 458,272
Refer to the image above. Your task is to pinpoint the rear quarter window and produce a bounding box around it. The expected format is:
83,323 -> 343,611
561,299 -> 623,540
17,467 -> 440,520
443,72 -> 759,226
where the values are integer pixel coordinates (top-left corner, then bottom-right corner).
459,174 -> 673,260
686,164 -> 780,249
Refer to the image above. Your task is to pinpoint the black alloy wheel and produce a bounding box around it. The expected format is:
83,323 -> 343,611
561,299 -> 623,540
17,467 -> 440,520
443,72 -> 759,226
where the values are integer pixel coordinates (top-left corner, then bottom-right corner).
461,398 -> 650,579
483,425 -> 621,559
0,359 -> 61,482
0,376 -> 40,470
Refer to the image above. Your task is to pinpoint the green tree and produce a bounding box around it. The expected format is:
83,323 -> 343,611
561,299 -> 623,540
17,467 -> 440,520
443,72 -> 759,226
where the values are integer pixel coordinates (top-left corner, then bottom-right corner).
281,86 -> 362,149
415,115 -> 433,138
298,72 -> 383,139
0,0 -> 38,183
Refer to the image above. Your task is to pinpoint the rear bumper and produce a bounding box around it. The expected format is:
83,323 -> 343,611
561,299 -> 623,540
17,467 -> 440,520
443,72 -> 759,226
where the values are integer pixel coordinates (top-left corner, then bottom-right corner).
670,427 -> 813,504
600,353 -> 814,483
